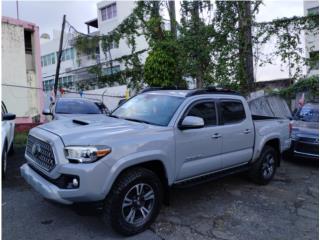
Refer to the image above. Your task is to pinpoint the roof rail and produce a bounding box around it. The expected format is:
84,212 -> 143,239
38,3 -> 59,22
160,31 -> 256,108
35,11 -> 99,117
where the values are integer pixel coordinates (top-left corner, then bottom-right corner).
185,87 -> 240,97
139,86 -> 188,94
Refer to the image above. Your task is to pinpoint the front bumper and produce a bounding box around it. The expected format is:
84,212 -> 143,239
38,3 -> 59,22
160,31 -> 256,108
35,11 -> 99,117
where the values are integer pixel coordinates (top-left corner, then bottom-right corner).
21,164 -> 72,204
21,161 -> 111,204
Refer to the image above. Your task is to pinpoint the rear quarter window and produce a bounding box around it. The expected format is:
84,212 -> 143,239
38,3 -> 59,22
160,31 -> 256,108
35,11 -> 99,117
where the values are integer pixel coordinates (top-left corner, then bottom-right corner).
220,100 -> 246,124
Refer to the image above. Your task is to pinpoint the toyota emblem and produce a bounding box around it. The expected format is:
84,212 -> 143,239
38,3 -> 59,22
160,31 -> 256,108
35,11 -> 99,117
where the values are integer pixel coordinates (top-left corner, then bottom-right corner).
32,143 -> 41,157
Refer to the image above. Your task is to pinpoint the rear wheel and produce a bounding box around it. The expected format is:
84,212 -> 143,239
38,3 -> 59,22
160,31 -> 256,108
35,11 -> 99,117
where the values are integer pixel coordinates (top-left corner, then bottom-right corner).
249,146 -> 277,185
102,168 -> 163,236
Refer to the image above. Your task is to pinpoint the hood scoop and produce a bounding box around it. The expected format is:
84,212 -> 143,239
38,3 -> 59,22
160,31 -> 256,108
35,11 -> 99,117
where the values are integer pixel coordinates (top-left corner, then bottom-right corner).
72,119 -> 90,125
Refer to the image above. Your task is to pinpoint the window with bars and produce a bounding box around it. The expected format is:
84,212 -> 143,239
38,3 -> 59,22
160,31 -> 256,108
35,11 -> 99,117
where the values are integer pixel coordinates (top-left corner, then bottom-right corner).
41,53 -> 56,67
58,48 -> 75,62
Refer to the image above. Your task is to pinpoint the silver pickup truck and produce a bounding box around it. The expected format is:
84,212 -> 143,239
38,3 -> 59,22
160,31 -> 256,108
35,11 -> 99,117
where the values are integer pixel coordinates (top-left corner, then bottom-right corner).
21,88 -> 291,235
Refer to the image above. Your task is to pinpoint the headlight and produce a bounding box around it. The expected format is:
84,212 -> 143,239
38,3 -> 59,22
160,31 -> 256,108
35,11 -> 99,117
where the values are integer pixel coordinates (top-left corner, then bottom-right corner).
64,146 -> 111,163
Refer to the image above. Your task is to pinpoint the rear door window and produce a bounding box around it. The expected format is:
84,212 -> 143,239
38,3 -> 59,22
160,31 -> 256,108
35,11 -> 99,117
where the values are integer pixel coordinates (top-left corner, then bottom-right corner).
220,100 -> 246,124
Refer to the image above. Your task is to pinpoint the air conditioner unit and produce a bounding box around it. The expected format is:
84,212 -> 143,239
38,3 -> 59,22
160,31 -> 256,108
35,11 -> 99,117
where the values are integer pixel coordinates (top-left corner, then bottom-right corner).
65,67 -> 72,72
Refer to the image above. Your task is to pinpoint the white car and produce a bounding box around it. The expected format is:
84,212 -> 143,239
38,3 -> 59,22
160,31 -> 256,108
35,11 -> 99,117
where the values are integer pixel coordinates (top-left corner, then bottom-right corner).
2,101 -> 16,178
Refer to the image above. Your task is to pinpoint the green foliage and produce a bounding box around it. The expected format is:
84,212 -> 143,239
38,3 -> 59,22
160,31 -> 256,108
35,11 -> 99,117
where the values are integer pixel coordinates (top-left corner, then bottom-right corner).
71,0 -> 319,94
144,48 -> 176,87
179,1 -> 214,88
255,14 -> 319,79
276,75 -> 319,99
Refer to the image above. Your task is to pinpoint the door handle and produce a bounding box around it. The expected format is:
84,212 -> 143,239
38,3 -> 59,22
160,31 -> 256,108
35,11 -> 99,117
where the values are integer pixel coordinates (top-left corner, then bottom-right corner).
243,129 -> 251,134
211,133 -> 222,139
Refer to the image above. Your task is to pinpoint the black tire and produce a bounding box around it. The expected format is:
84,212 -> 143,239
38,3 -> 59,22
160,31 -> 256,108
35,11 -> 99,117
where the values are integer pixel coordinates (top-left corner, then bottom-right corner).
2,142 -> 8,179
102,167 -> 163,236
8,141 -> 14,156
249,145 -> 277,185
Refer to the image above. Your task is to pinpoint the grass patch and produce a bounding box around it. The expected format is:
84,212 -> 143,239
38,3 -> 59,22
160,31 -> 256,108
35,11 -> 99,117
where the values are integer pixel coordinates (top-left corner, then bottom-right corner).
14,132 -> 28,147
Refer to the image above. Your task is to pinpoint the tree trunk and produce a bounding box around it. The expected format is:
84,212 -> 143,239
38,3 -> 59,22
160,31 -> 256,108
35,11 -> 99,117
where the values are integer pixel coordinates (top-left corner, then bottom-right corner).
191,1 -> 204,88
168,0 -> 177,39
238,1 -> 254,93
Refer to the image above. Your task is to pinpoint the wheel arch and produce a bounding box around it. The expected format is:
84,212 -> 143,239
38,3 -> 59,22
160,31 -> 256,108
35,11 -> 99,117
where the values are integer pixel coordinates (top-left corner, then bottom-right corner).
104,158 -> 171,204
264,138 -> 281,166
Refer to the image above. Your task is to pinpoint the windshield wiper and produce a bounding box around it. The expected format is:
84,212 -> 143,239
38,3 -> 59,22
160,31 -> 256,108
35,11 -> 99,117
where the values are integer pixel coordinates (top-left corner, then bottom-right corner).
109,114 -> 120,119
122,117 -> 152,125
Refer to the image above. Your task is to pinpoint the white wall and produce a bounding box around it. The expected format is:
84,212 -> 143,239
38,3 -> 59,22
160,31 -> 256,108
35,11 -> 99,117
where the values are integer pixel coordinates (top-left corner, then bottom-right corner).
303,1 -> 319,76
2,22 -> 33,118
97,1 -> 149,67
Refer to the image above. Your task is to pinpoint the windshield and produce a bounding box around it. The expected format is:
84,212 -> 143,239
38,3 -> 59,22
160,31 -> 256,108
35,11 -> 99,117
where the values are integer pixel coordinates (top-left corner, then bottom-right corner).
55,99 -> 103,114
295,104 -> 319,122
111,94 -> 184,126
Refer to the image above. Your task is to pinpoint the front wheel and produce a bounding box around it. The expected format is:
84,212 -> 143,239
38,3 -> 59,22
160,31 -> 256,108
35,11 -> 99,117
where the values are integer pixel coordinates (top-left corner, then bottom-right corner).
102,168 -> 163,236
2,143 -> 8,179
249,145 -> 277,185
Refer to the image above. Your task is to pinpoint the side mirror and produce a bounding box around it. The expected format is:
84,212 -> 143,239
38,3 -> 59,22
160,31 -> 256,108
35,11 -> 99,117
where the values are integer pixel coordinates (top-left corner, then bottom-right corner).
2,113 -> 16,121
179,116 -> 205,130
42,109 -> 52,116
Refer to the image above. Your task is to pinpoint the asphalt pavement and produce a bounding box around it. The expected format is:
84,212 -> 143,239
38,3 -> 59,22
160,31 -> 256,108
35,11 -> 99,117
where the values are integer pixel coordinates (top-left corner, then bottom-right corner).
2,147 -> 318,240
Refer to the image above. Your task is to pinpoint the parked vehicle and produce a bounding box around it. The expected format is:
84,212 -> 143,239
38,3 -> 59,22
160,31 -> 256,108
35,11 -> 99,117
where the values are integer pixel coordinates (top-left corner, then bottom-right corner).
2,101 -> 16,178
43,98 -> 109,120
288,102 -> 319,159
21,88 -> 291,235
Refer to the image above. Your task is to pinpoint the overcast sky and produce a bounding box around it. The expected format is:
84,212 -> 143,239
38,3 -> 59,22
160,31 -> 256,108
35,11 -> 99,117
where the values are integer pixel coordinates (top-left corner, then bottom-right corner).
2,0 -> 307,81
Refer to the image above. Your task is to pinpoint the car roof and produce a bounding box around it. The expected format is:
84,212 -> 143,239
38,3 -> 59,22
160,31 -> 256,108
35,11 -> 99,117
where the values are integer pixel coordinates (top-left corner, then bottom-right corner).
142,88 -> 241,98
57,97 -> 102,103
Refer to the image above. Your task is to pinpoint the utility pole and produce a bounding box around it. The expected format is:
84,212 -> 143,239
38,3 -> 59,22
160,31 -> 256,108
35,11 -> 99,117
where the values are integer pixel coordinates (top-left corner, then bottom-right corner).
16,0 -> 19,19
54,14 -> 66,97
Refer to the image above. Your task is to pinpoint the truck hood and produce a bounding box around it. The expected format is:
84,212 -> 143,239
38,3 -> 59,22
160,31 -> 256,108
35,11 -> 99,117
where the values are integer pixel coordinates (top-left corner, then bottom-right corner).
38,115 -> 153,146
54,113 -> 104,120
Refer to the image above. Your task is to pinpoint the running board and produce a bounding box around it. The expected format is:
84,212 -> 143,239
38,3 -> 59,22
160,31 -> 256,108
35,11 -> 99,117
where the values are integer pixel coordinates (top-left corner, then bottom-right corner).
173,164 -> 251,188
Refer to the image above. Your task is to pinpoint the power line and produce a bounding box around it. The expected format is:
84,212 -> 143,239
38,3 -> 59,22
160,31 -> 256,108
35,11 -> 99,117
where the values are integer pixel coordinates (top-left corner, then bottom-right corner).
2,83 -> 124,98
2,83 -> 43,90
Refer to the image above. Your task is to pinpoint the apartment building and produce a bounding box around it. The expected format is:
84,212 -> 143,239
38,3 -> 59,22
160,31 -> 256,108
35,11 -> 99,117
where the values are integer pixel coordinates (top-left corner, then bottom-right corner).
40,0 -> 148,92
304,1 -> 319,77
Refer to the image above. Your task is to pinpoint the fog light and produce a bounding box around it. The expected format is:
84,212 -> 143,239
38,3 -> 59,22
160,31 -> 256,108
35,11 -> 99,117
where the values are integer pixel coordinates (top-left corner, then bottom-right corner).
72,178 -> 79,188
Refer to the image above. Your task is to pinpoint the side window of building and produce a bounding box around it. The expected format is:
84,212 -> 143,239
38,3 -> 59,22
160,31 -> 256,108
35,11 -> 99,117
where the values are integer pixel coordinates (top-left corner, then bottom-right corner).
220,100 -> 246,124
307,7 -> 319,15
187,101 -> 217,126
101,3 -> 117,21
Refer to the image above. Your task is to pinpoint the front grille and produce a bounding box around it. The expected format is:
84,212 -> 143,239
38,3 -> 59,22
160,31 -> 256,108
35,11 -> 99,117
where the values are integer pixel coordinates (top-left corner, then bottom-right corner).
26,135 -> 56,171
294,142 -> 319,155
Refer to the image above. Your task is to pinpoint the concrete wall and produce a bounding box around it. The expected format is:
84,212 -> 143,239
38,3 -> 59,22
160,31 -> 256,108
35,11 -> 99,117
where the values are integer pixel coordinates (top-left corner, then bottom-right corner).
2,17 -> 44,123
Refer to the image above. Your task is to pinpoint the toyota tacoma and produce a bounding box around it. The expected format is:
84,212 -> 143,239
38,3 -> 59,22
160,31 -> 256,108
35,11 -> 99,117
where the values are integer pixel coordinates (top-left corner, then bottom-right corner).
21,88 -> 291,235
